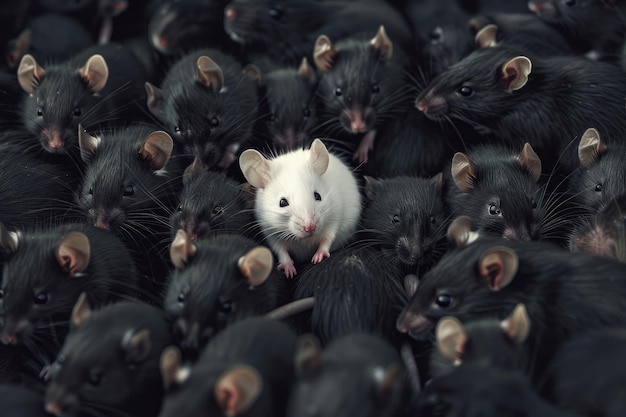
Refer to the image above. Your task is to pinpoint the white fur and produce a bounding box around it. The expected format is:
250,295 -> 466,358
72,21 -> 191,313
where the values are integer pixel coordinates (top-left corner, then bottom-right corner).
252,144 -> 361,272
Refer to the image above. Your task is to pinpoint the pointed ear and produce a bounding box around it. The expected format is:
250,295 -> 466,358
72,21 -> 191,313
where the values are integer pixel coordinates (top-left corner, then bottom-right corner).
71,292 -> 92,328
431,172 -> 443,188
183,157 -> 204,185
295,334 -> 322,378
451,152 -> 475,193
518,143 -> 542,182
242,64 -> 262,84
122,328 -> 151,364
78,124 -> 100,163
238,246 -> 273,287
475,24 -> 498,48
314,35 -> 337,72
404,274 -> 419,298
17,54 -> 45,94
371,363 -> 402,406
0,222 -> 19,253
297,57 -> 316,85
363,175 -> 381,201
196,56 -> 224,92
501,56 -> 532,93
309,139 -> 330,176
501,303 -> 530,344
145,82 -> 165,120
479,246 -> 518,291
7,29 -> 31,68
239,149 -> 272,189
436,316 -> 466,363
78,54 -> 109,93
215,365 -> 263,417
57,232 -> 90,276
161,346 -> 188,389
578,128 -> 606,169
370,25 -> 393,60
170,229 -> 197,269
140,131 -> 173,171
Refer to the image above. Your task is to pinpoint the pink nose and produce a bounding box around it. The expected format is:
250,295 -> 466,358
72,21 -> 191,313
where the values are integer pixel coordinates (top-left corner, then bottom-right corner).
304,224 -> 316,233
225,7 -> 236,20
416,101 -> 427,112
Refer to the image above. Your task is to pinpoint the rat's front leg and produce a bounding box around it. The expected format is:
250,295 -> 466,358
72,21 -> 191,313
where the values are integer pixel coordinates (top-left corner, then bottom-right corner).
354,129 -> 376,164
311,230 -> 337,264
275,245 -> 297,278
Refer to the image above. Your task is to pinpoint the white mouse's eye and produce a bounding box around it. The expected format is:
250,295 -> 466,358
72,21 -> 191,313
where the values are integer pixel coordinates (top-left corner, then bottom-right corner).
279,198 -> 289,207
314,192 -> 322,201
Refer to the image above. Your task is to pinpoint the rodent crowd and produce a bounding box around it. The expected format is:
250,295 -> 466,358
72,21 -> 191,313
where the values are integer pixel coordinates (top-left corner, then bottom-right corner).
0,0 -> 626,416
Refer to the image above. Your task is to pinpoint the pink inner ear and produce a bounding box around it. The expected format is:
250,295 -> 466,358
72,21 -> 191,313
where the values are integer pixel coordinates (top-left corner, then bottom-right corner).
216,386 -> 237,415
487,263 -> 502,290
60,253 -> 74,271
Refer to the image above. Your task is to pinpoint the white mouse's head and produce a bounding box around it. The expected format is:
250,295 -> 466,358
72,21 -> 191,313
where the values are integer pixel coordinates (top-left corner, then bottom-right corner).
239,139 -> 334,239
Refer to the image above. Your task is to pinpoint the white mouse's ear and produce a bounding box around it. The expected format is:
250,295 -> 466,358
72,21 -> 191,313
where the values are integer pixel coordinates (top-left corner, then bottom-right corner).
239,149 -> 272,189
309,139 -> 330,176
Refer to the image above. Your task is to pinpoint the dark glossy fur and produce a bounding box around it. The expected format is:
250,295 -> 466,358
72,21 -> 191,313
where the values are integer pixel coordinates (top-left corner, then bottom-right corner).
158,317 -> 297,417
45,302 -> 173,417
359,176 -> 450,277
401,237 -> 626,378
165,234 -> 281,353
293,246 -> 408,346
154,48 -> 258,169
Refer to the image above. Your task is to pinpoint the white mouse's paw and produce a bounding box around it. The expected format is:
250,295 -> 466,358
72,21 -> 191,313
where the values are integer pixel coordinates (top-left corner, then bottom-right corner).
278,262 -> 297,279
311,249 -> 330,264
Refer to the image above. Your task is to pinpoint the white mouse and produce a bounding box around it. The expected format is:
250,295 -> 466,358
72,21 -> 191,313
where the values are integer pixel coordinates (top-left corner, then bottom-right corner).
239,138 -> 362,278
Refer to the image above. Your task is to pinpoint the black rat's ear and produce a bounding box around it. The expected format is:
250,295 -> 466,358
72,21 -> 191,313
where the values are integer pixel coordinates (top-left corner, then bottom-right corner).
370,25 -> 393,59
501,56 -> 532,93
297,57 -> 316,85
18,54 -> 45,94
314,34 -> 338,72
500,304 -> 530,344
475,24 -> 498,48
243,64 -> 262,84
578,128 -> 606,169
71,292 -> 92,328
295,334 -> 322,378
170,229 -> 197,269
145,82 -> 165,120
451,152 -> 475,193
478,246 -> 518,291
363,176 -> 382,200
518,143 -> 542,182
78,54 -> 109,93
57,232 -> 90,276
215,365 -> 263,416
447,216 -> 479,247
436,316 -> 467,364
196,56 -> 224,92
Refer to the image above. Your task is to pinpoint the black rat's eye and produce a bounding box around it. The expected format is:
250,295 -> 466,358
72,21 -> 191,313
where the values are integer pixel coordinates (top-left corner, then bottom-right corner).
435,294 -> 452,308
459,86 -> 474,97
34,292 -> 49,305
174,126 -> 181,134
73,107 -> 82,116
595,183 -> 603,192
177,292 -> 185,303
530,198 -> 537,209
37,107 -> 43,117
429,26 -> 444,44
392,214 -> 400,224
430,216 -> 436,224
268,7 -> 283,20
488,204 -> 501,216
220,300 -> 233,313
210,116 -> 221,128
279,198 -> 289,207
303,108 -> 311,118
212,206 -> 224,215
371,83 -> 380,94
123,185 -> 134,196
335,87 -> 343,97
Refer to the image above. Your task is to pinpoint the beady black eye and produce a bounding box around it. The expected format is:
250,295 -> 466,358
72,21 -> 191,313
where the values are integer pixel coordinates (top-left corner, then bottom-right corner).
174,126 -> 181,134
563,0 -> 576,6
123,185 -> 134,196
303,108 -> 311,118
488,204 -> 501,215
220,300 -> 233,313
88,186 -> 93,195
88,371 -> 102,386
530,199 -> 537,209
436,294 -> 452,308
459,86 -> 474,97
595,183 -> 603,192
335,87 -> 343,97
177,292 -> 185,303
212,206 -> 224,215
34,292 -> 48,305
37,107 -> 43,117
430,216 -> 436,224
429,26 -> 443,43
268,7 -> 283,20
176,204 -> 183,212
210,116 -> 221,128
314,192 -> 321,201
279,198 -> 289,207
392,214 -> 400,224
73,107 -> 81,116
371,83 -> 380,94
